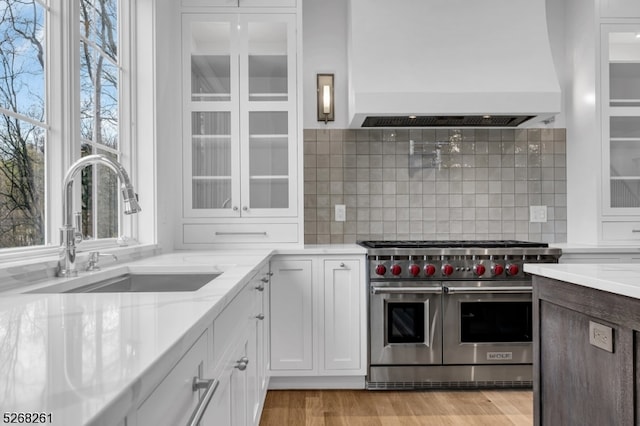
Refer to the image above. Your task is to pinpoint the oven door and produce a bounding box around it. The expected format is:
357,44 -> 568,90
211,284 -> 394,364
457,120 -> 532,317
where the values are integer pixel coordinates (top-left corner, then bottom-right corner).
442,281 -> 532,365
370,282 -> 443,365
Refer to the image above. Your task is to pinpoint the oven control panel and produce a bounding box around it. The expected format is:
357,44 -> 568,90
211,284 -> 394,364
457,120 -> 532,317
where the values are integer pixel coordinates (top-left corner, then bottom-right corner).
368,255 -> 556,280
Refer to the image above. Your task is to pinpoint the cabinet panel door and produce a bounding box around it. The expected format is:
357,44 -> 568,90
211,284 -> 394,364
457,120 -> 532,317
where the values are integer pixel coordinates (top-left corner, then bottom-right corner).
136,334 -> 207,426
322,260 -> 363,372
269,259 -> 313,371
231,340 -> 249,426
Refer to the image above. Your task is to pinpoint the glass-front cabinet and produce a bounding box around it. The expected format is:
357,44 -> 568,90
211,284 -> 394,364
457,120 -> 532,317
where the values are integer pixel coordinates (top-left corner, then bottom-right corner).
601,25 -> 640,215
182,13 -> 297,219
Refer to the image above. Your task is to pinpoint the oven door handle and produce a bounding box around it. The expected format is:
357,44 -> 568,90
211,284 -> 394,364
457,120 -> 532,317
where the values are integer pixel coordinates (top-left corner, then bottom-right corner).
371,286 -> 443,295
444,286 -> 532,294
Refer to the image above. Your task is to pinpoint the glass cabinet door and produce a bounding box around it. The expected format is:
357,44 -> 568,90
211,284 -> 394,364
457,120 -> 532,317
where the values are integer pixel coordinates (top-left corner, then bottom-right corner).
183,13 -> 296,219
602,26 -> 640,213
183,16 -> 241,217
239,15 -> 297,217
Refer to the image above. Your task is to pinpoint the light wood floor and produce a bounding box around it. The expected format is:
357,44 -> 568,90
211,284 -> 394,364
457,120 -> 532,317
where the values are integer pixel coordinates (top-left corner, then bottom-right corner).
260,389 -> 533,425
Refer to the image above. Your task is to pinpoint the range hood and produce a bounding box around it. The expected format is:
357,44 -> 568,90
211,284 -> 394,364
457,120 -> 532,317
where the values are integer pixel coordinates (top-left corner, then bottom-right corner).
347,0 -> 561,128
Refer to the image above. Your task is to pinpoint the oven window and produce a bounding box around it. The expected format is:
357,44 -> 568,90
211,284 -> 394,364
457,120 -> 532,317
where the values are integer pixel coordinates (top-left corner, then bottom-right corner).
460,302 -> 532,343
387,302 -> 425,343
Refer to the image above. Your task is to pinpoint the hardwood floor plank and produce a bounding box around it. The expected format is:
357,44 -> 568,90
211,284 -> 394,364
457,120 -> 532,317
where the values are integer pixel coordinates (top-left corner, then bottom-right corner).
260,389 -> 533,425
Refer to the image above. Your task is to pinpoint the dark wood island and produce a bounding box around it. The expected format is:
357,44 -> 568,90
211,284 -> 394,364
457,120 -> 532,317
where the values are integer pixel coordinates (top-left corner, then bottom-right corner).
526,263 -> 640,426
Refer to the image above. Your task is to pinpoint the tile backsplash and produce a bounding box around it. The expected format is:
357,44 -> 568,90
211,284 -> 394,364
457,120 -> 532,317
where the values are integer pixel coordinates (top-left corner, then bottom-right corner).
303,128 -> 567,244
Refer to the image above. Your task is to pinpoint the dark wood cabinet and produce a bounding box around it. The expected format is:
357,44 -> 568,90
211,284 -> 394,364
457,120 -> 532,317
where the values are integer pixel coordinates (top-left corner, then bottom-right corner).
533,276 -> 640,425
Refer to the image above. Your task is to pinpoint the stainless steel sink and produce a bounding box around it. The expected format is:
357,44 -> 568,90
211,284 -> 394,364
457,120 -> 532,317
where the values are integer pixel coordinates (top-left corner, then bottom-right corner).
33,273 -> 221,293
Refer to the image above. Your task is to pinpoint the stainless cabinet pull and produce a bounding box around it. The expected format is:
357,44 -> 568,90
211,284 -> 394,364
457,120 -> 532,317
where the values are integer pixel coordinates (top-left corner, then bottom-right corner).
255,284 -> 265,291
255,313 -> 265,320
340,262 -> 345,267
186,378 -> 218,426
632,229 -> 640,233
444,286 -> 532,294
279,268 -> 303,272
260,277 -> 269,283
214,231 -> 267,236
371,286 -> 443,295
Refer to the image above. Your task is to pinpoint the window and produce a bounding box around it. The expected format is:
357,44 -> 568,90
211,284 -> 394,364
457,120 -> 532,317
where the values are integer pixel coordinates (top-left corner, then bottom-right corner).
0,0 -> 47,248
0,0 -> 134,251
79,0 -> 121,240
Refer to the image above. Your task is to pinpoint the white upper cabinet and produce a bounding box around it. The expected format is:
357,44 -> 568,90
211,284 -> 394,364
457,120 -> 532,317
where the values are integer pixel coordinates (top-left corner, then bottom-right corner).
182,14 -> 297,219
601,25 -> 640,216
179,6 -> 301,247
600,0 -> 640,18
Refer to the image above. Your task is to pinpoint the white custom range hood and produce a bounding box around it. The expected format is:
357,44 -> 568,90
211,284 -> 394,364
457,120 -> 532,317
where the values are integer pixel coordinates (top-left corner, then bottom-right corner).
347,0 -> 561,128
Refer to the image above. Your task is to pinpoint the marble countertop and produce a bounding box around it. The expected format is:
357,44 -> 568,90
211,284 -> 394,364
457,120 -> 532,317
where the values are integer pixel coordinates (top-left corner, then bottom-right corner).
550,243 -> 640,254
525,263 -> 640,300
0,250 -> 272,426
274,244 -> 367,255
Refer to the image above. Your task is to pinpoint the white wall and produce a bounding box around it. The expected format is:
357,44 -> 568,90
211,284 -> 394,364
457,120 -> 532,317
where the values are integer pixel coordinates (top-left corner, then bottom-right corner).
302,0 -> 349,128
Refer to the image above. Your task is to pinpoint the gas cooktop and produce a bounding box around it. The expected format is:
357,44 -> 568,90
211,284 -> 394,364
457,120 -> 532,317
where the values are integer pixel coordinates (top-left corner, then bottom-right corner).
357,240 -> 549,249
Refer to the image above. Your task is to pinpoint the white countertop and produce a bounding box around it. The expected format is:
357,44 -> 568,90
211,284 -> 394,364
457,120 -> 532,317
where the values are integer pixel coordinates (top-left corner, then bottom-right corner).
274,244 -> 367,255
525,263 -> 640,300
551,243 -> 640,254
0,250 -> 272,426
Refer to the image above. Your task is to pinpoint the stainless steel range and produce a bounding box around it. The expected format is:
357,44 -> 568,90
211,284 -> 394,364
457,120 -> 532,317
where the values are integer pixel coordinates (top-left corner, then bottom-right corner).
358,240 -> 562,390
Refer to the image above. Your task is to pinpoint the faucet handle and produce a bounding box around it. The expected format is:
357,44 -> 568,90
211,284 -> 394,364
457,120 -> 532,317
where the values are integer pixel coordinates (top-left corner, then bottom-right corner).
86,251 -> 118,271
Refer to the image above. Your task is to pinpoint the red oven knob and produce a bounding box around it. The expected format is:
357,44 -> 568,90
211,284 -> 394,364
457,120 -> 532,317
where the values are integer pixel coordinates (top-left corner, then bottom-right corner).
409,264 -> 421,277
442,264 -> 454,276
424,264 -> 436,276
375,264 -> 387,276
390,264 -> 402,276
492,264 -> 504,276
473,264 -> 486,276
506,263 -> 519,276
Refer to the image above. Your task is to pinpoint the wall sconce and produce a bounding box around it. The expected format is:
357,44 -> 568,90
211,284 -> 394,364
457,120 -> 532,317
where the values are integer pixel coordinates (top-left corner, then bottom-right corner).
317,73 -> 334,124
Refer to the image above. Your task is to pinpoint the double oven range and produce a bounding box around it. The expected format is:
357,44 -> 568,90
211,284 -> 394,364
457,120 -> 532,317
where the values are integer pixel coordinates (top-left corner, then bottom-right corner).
359,240 -> 561,390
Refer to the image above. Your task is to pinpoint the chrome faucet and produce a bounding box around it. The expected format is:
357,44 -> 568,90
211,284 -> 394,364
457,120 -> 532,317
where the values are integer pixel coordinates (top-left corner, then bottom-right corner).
58,154 -> 141,277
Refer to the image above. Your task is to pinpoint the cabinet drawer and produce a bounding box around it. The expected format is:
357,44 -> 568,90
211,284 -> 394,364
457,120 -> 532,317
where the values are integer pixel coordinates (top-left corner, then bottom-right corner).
600,0 -> 640,17
183,223 -> 298,244
602,221 -> 640,241
137,332 -> 208,426
182,0 -> 296,6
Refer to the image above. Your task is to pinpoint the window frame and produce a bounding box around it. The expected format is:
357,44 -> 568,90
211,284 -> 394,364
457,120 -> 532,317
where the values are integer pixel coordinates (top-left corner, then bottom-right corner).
0,0 -> 141,261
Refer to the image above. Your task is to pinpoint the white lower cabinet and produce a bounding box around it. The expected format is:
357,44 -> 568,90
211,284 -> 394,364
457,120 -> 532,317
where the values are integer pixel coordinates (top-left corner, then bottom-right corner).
321,259 -> 363,372
269,254 -> 366,382
130,263 -> 271,426
135,332 -> 209,426
269,258 -> 313,371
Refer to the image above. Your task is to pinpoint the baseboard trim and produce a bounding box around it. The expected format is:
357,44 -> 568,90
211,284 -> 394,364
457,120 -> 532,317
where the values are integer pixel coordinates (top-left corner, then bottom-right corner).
268,376 -> 365,390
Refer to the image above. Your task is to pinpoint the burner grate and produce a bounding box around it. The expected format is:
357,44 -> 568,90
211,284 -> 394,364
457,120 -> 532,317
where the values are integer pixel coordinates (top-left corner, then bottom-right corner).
357,240 -> 549,249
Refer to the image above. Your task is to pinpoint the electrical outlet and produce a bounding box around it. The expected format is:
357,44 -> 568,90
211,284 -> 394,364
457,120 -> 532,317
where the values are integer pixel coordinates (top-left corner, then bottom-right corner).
529,205 -> 547,223
335,204 -> 346,222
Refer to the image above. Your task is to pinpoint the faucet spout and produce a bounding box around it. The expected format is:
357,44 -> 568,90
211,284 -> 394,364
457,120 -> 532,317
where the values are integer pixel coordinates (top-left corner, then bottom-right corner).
58,154 -> 141,277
